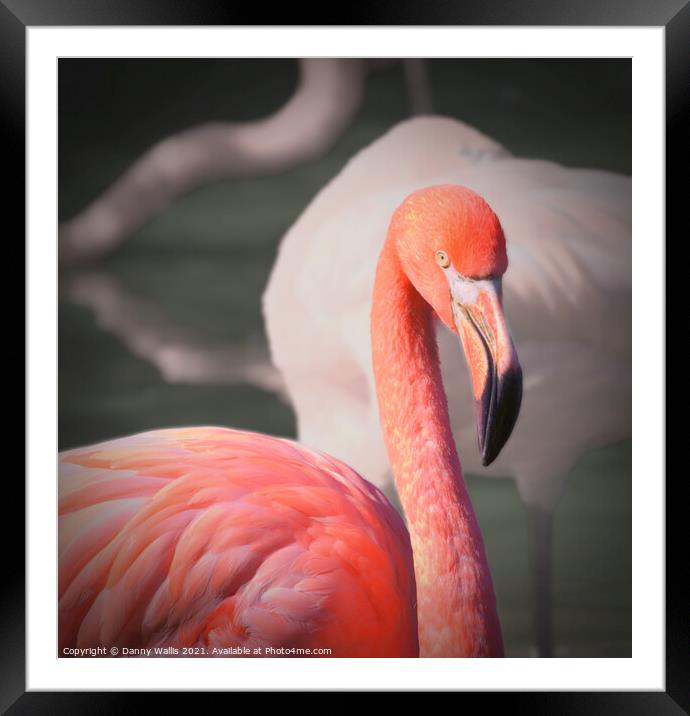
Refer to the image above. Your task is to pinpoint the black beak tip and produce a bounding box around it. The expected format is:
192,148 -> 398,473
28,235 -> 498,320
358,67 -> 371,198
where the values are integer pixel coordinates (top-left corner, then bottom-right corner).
480,443 -> 499,467
476,364 -> 523,467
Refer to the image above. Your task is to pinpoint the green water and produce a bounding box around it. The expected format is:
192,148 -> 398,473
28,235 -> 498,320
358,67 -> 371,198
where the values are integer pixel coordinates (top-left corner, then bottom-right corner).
59,59 -> 632,657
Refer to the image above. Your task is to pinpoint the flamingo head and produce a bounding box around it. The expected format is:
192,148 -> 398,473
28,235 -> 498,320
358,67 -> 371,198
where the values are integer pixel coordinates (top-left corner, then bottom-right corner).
391,184 -> 522,465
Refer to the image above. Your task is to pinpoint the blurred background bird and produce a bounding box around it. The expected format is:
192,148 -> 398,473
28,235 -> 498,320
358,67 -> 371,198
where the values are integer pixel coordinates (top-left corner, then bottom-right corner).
59,58 -> 632,657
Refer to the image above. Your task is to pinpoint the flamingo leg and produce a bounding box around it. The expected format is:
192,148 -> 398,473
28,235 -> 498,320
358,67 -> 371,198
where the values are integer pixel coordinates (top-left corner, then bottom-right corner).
525,503 -> 555,658
402,60 -> 433,115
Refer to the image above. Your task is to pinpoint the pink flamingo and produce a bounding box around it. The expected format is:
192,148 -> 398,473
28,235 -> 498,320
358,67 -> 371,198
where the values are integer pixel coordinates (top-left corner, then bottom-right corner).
59,185 -> 522,658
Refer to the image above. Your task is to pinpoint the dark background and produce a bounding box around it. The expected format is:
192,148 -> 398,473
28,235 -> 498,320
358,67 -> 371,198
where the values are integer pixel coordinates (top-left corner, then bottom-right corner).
58,58 -> 631,658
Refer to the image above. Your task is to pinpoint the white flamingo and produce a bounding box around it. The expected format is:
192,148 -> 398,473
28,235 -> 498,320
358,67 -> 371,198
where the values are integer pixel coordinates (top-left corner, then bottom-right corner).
263,116 -> 631,656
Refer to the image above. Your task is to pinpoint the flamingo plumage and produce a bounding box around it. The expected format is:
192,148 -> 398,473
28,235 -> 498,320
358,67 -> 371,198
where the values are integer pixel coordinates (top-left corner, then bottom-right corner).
263,116 -> 631,656
59,428 -> 418,656
59,185 -> 520,658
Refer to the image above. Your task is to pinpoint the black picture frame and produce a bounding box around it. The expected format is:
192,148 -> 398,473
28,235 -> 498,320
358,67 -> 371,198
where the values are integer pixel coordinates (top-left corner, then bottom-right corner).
7,0 -> 682,709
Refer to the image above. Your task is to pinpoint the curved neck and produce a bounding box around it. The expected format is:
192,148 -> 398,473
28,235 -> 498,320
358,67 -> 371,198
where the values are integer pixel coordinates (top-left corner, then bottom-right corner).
371,236 -> 503,657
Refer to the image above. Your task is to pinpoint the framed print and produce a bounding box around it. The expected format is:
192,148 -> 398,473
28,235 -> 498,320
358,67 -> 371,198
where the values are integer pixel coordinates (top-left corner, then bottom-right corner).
8,0 -> 682,709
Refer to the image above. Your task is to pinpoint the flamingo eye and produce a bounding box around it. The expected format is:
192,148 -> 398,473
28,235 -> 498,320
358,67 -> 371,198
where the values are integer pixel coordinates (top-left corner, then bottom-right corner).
435,251 -> 450,268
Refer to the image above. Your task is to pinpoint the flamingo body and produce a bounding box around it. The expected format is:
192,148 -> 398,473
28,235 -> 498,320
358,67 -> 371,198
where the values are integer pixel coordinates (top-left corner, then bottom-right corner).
59,427 -> 418,656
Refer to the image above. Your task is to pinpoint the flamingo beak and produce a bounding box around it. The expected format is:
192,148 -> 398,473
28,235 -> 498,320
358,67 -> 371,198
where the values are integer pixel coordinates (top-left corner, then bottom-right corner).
450,277 -> 522,466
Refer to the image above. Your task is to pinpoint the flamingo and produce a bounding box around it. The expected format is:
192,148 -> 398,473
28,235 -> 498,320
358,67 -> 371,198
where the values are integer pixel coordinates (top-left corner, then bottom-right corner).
59,185 -> 522,658
263,116 -> 631,656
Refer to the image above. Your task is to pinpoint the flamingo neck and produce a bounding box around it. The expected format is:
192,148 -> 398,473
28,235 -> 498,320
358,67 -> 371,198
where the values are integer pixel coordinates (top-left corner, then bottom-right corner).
371,236 -> 504,657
